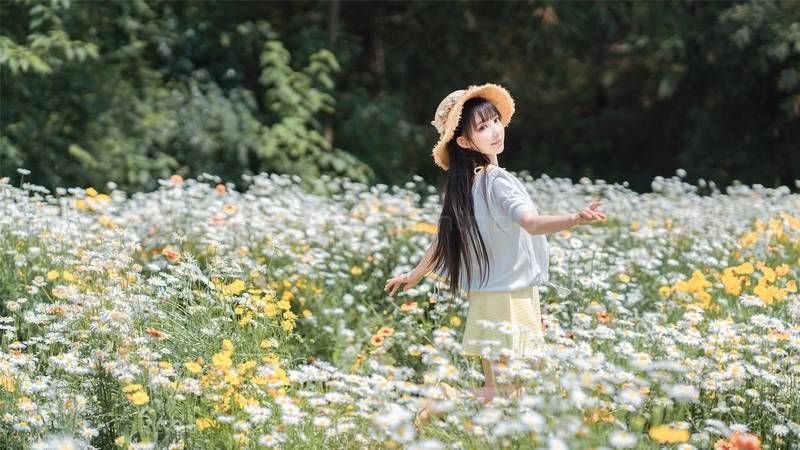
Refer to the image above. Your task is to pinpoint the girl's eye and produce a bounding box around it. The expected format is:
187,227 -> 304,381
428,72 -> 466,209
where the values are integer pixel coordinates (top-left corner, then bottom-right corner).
478,117 -> 499,130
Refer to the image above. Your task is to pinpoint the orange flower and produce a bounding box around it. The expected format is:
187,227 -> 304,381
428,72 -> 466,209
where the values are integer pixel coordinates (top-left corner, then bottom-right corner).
376,326 -> 394,337
370,335 -> 385,346
215,184 -> 226,193
146,327 -> 167,339
768,329 -> 789,340
169,174 -> 184,186
161,247 -> 180,263
400,301 -> 418,312
730,432 -> 761,450
595,311 -> 613,323
714,439 -> 735,450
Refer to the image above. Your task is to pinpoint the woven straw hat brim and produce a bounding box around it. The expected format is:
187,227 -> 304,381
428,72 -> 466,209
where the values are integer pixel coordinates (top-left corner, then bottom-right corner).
431,83 -> 515,171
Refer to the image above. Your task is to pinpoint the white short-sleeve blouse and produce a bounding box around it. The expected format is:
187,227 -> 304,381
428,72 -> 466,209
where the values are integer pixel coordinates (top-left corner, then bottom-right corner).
456,164 -> 551,293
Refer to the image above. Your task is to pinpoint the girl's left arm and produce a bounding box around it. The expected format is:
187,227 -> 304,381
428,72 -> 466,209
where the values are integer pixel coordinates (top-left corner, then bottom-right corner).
520,201 -> 605,235
521,213 -> 577,235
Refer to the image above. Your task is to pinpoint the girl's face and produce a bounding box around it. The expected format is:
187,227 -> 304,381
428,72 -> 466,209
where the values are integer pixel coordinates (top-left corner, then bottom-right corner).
455,111 -> 505,156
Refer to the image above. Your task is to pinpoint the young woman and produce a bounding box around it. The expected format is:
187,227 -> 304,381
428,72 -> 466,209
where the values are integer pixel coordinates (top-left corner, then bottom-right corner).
383,83 -> 606,428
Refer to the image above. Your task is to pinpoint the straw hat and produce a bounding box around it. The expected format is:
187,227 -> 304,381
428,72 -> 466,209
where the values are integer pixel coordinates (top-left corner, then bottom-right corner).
430,83 -> 516,171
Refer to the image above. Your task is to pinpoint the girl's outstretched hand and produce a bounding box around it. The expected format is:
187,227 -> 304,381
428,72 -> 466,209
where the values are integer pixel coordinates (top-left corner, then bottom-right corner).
384,272 -> 420,296
572,200 -> 606,225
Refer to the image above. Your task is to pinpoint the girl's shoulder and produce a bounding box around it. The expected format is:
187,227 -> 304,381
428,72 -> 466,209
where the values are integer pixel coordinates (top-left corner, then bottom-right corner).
485,164 -> 516,183
475,164 -> 519,188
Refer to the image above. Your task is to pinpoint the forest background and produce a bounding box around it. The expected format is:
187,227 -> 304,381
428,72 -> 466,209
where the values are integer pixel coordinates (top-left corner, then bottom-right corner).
2,0 -> 798,195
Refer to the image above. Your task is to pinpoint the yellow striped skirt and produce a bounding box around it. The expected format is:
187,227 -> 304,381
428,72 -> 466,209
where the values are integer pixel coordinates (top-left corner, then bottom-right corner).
460,285 -> 546,359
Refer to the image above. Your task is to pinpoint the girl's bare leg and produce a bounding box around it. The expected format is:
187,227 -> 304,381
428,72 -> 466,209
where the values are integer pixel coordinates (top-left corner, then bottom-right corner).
465,356 -> 521,403
419,355 -> 521,425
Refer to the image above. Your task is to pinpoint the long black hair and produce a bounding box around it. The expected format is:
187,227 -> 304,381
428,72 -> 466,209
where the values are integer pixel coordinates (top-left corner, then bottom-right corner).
430,97 -> 503,302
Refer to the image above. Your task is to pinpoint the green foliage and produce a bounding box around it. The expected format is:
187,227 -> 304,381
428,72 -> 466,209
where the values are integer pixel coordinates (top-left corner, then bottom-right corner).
0,0 -> 372,192
0,0 -> 100,75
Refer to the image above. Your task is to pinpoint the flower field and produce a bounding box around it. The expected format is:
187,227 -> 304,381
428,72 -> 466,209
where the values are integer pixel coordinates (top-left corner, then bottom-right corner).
1,170 -> 798,449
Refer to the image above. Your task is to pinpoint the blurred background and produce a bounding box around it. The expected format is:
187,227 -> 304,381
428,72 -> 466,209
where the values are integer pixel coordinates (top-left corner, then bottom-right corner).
1,0 -> 798,195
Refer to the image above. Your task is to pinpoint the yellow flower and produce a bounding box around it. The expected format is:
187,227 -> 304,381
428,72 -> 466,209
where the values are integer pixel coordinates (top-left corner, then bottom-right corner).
236,393 -> 258,409
658,286 -> 671,298
721,269 -> 743,296
238,360 -> 257,373
99,215 -> 117,228
222,279 -> 246,296
224,371 -> 241,386
281,319 -> 294,332
222,339 -> 234,353
126,390 -> 149,406
196,418 -> 215,431
449,316 -> 462,327
618,273 -> 631,283
86,187 -> 98,197
122,384 -> 143,393
739,230 -> 758,248
264,304 -> 278,317
350,265 -> 364,275
262,353 -> 280,366
0,373 -> 16,392
238,311 -> 254,326
114,436 -> 126,446
674,270 -> 713,307
46,270 -> 60,281
760,265 -> 776,283
277,300 -> 291,311
648,425 -> 689,443
302,309 -> 312,318
212,352 -> 232,369
732,261 -> 754,275
185,362 -> 202,374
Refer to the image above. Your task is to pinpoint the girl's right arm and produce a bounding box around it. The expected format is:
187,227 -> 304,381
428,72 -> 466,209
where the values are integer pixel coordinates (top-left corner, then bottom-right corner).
384,237 -> 438,296
408,237 -> 438,283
